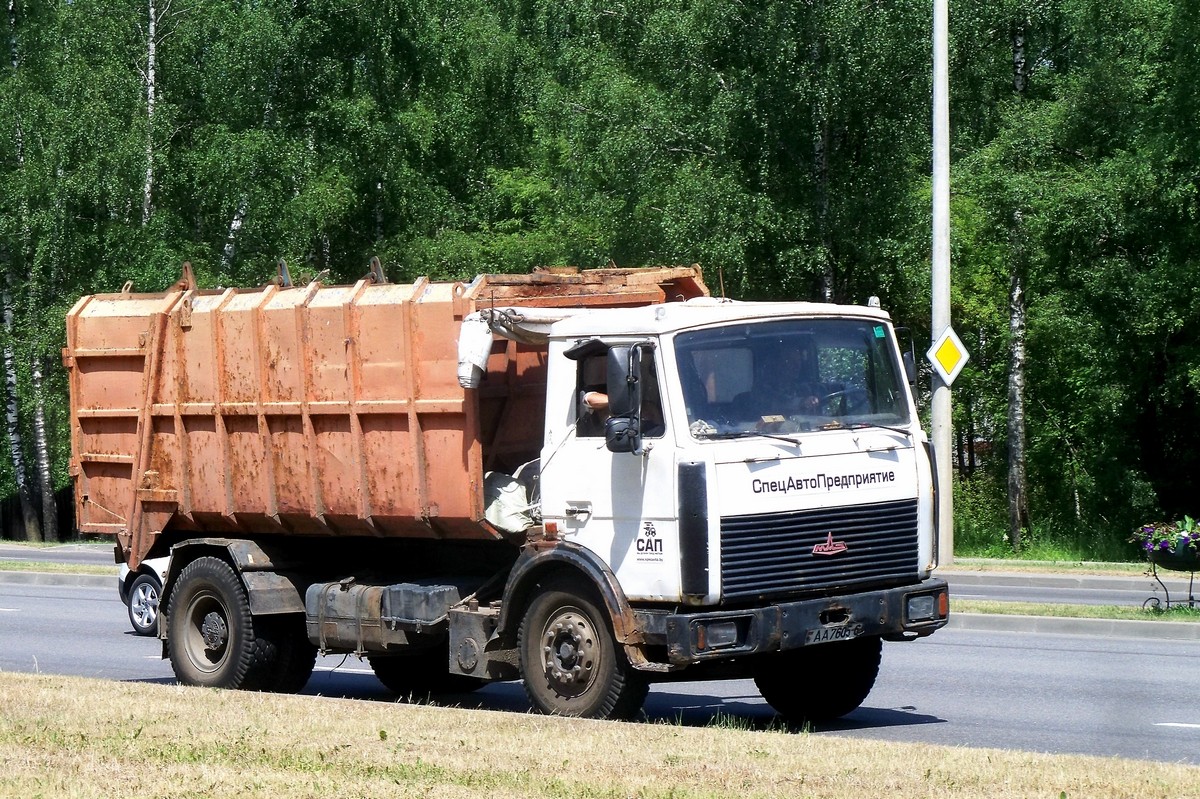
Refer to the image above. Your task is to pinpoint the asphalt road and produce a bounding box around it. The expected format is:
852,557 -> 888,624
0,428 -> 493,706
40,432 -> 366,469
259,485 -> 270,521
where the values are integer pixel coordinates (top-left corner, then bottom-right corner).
5,541 -> 1196,609
1,573 -> 1197,765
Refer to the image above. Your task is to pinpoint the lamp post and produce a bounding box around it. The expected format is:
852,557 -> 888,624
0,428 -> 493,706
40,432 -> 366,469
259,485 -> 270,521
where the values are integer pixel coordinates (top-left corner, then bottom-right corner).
931,0 -> 953,564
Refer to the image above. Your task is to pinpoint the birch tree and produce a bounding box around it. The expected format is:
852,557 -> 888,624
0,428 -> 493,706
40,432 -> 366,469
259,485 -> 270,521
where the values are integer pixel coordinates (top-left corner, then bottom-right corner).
30,357 -> 55,540
1006,16 -> 1031,551
1006,222 -> 1030,550
2,1 -> 41,541
138,0 -> 185,227
2,287 -> 39,541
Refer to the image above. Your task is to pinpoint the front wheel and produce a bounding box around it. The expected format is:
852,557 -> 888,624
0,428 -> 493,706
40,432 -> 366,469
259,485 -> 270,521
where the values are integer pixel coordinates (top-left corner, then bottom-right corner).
518,576 -> 647,720
754,636 -> 882,723
165,556 -> 277,690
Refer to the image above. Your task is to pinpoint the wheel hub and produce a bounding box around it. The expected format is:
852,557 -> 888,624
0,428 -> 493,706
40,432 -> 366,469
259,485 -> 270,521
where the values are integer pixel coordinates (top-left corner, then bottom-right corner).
132,587 -> 157,625
200,611 -> 228,653
542,612 -> 595,687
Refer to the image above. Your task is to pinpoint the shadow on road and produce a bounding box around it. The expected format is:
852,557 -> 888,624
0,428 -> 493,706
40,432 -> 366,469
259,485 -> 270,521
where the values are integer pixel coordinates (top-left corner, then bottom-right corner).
121,666 -> 944,734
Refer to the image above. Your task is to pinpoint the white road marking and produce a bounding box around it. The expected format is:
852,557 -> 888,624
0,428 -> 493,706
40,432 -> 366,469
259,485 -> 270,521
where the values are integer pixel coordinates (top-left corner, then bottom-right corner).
1154,723 -> 1200,730
0,608 -> 18,612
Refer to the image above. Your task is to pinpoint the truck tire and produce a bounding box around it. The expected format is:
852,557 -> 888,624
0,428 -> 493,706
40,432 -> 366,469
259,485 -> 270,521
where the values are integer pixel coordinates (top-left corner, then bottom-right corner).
753,635 -> 882,723
127,572 -> 162,636
261,615 -> 317,694
166,556 -> 277,690
368,644 -> 486,699
518,576 -> 648,720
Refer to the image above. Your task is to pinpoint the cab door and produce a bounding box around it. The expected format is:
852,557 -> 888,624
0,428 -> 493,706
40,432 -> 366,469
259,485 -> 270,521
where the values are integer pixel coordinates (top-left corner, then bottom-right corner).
538,341 -> 678,600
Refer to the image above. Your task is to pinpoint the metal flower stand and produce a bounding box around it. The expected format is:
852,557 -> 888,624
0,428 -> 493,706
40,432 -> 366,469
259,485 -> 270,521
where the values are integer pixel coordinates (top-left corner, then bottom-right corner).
1142,549 -> 1198,610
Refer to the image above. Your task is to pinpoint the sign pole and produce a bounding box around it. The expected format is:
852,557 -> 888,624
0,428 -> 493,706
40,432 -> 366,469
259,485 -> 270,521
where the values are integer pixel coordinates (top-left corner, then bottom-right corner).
931,0 -> 953,565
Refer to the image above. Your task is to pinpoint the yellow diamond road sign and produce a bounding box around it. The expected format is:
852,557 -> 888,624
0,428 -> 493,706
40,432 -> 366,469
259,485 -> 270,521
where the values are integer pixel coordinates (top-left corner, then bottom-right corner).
927,326 -> 969,386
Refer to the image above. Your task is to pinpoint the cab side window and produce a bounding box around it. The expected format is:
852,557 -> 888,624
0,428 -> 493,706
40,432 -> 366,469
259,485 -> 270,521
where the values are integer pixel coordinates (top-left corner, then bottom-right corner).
576,355 -> 608,437
574,349 -> 666,438
639,352 -> 665,438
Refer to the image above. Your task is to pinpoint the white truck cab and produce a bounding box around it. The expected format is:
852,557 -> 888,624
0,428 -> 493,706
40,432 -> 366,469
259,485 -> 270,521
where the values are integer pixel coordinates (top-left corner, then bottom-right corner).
536,298 -> 938,599
487,297 -> 949,714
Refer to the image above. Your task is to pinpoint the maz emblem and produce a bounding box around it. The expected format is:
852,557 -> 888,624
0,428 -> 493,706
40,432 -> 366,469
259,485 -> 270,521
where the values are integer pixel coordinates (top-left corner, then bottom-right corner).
812,532 -> 848,556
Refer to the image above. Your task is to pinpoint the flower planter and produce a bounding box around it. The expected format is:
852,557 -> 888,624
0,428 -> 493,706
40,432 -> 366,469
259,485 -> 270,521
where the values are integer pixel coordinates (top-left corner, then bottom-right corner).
1149,545 -> 1200,573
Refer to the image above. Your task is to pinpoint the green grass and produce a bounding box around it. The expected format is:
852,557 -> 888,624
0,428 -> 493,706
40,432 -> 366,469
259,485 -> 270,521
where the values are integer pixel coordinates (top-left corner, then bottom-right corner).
952,520 -> 1143,562
954,598 -> 1200,622
950,475 -> 1147,563
946,557 -> 1148,575
0,558 -> 114,576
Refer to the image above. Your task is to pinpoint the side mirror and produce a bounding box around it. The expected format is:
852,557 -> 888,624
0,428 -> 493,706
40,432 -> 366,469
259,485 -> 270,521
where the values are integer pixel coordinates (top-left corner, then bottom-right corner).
604,344 -> 643,454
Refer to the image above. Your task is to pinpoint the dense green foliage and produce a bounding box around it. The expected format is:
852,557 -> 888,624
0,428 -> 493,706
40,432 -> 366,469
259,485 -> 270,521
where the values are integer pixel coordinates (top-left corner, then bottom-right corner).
1,0 -> 1196,556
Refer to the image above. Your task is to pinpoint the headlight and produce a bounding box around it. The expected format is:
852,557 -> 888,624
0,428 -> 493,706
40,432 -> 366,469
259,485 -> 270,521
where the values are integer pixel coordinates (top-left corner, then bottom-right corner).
693,618 -> 746,651
906,594 -> 937,622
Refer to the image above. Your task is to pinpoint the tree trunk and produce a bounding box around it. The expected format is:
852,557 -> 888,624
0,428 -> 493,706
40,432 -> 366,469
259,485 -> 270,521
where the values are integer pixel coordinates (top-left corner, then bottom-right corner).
814,117 -> 834,302
375,178 -> 385,243
220,196 -> 249,272
2,287 -> 40,542
809,17 -> 834,303
966,394 -> 977,479
141,0 -> 158,225
31,356 -> 57,542
1012,20 -> 1028,95
1006,20 -> 1031,552
1007,267 -> 1030,551
7,0 -> 18,70
4,11 -> 39,541
955,424 -> 965,480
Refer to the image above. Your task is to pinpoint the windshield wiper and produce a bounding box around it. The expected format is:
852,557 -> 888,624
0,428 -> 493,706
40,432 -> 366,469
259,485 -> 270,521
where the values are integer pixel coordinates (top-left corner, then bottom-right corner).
847,422 -> 913,437
696,430 -> 804,446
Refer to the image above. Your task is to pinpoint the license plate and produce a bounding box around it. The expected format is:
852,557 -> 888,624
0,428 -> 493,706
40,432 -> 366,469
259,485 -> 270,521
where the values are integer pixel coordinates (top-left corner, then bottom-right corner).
804,624 -> 863,645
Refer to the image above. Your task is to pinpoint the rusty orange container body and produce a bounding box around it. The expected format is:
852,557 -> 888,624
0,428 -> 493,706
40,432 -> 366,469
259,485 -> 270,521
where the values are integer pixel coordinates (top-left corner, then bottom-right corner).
64,267 -> 707,567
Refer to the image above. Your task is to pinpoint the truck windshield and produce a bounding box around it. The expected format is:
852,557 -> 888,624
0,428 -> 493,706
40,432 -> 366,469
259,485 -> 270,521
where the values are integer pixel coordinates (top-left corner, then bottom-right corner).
674,318 -> 911,437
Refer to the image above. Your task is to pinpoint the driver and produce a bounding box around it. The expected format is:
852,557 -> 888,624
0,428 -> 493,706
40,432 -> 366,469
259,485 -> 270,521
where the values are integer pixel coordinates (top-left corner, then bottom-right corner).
758,347 -> 822,416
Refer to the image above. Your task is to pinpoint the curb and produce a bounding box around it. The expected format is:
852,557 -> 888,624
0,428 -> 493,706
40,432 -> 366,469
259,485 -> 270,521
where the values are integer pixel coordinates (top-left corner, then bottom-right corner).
948,612 -> 1200,641
0,571 -> 113,589
940,568 -> 1195,594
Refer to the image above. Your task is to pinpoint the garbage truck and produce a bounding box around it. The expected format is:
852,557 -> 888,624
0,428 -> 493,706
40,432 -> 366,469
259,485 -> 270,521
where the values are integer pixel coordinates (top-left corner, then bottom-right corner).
65,261 -> 948,721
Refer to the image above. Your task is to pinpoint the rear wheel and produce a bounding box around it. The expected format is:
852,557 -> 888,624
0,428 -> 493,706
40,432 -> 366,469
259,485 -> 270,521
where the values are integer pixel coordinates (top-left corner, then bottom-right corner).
368,640 -> 486,699
518,576 -> 647,720
262,615 -> 317,694
754,636 -> 882,723
166,557 -> 277,690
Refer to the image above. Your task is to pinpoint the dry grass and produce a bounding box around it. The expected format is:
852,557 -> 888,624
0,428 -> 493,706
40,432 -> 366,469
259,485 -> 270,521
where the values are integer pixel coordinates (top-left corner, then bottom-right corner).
1,673 -> 1197,799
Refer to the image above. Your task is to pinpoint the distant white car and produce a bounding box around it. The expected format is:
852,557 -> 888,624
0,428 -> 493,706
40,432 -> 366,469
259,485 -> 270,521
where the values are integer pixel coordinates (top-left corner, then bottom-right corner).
117,555 -> 171,636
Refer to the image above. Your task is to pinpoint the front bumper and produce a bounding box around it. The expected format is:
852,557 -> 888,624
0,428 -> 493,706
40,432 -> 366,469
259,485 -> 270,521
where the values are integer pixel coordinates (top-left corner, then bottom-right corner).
645,578 -> 949,665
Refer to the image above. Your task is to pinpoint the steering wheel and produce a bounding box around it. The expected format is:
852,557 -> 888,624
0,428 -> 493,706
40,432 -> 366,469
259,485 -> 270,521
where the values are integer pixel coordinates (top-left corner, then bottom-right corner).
821,388 -> 871,416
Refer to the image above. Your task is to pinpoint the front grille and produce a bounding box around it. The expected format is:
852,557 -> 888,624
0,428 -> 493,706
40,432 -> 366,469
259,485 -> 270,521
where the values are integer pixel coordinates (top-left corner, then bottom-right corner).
720,499 -> 919,602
